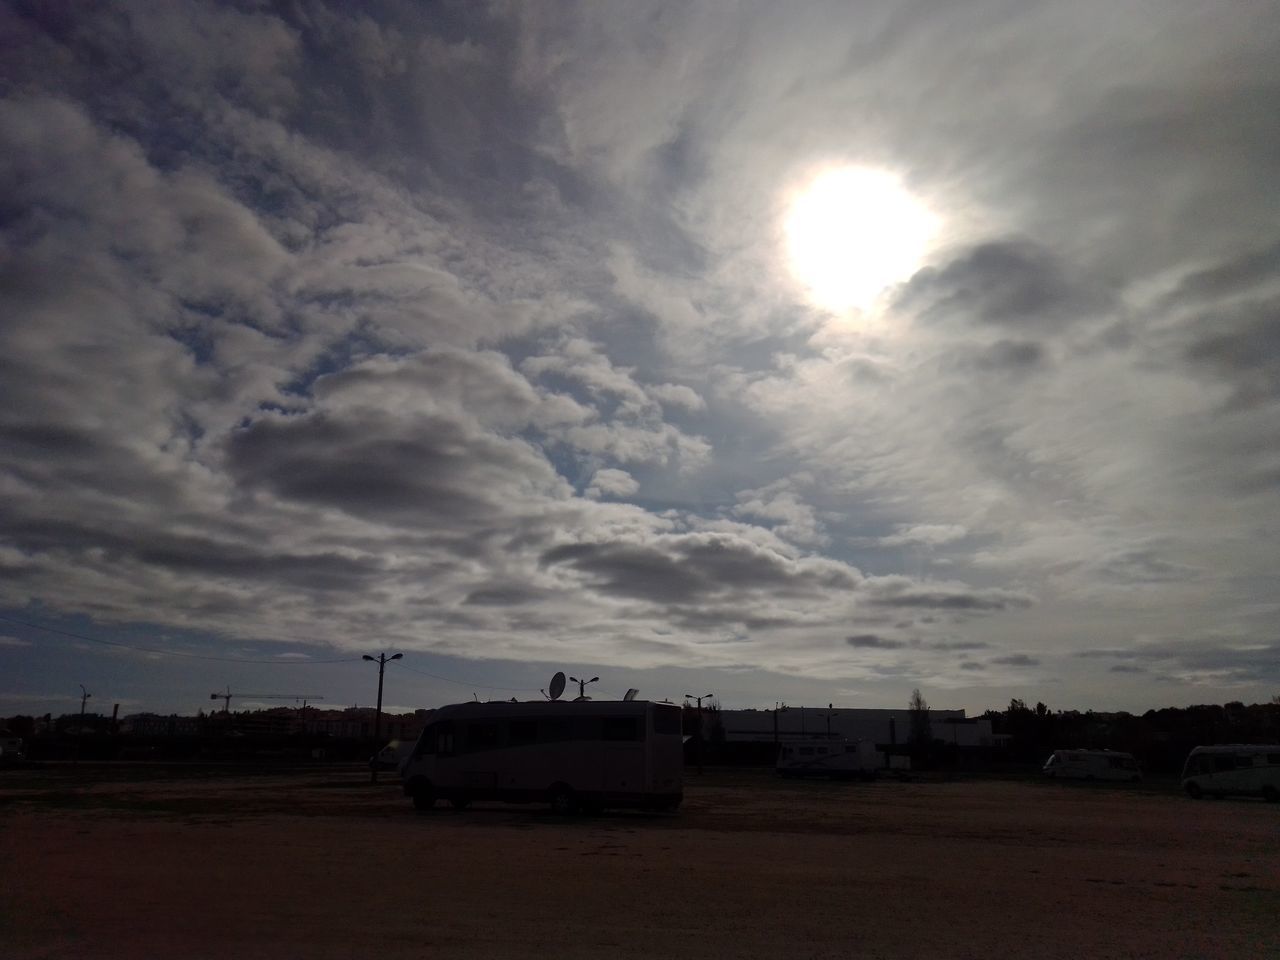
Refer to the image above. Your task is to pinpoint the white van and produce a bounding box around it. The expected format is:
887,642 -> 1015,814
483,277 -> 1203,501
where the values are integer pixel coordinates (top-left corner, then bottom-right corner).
400,699 -> 683,814
1180,744 -> 1280,801
777,738 -> 881,779
1042,749 -> 1142,782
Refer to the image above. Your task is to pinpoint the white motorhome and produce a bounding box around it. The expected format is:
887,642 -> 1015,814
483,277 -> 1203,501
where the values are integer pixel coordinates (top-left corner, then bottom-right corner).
776,738 -> 881,779
0,731 -> 24,764
1042,749 -> 1142,782
400,699 -> 684,814
1180,744 -> 1280,801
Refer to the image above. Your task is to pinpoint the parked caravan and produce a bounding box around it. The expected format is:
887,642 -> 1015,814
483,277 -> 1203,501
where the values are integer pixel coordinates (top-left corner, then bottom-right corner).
1042,749 -> 1142,781
0,731 -> 24,764
776,738 -> 881,779
400,699 -> 683,814
1180,744 -> 1280,801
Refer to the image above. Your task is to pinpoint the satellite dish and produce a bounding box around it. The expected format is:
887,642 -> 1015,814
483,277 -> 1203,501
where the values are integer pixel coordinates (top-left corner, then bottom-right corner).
623,688 -> 639,702
548,671 -> 566,701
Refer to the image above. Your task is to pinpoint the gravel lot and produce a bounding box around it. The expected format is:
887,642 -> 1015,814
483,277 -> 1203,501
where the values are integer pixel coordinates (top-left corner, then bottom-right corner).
2,765 -> 1277,959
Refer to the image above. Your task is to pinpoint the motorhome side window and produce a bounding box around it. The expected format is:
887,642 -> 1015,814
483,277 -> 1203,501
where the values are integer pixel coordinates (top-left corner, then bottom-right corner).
508,720 -> 538,745
540,718 -> 573,743
415,724 -> 437,755
602,717 -> 640,741
435,721 -> 454,756
1213,754 -> 1237,772
466,722 -> 500,752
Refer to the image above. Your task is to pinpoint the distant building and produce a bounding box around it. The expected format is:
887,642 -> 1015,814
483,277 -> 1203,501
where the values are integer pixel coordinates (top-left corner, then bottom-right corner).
121,713 -> 202,736
302,707 -> 430,742
719,707 -> 994,748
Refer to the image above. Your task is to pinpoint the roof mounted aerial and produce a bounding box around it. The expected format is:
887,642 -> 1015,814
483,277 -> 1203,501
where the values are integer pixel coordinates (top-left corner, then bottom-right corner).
569,675 -> 599,700
623,688 -> 639,702
542,671 -> 567,701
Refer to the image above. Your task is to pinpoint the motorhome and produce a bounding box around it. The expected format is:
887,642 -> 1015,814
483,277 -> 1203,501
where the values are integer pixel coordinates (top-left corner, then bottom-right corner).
0,731 -> 24,764
776,738 -> 881,779
1042,749 -> 1142,782
399,699 -> 684,814
1180,744 -> 1280,801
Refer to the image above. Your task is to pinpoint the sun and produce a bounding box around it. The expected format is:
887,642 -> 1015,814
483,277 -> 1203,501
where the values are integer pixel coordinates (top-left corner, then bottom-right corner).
784,167 -> 937,314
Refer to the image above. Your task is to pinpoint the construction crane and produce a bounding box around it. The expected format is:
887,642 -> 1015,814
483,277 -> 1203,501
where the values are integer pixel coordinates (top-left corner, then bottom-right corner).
210,687 -> 325,714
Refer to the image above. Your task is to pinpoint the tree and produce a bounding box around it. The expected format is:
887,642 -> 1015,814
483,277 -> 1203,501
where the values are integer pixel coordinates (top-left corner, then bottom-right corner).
908,688 -> 931,744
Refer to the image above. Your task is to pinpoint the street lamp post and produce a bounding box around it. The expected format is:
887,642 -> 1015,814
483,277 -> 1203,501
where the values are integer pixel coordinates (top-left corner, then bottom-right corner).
685,693 -> 714,775
75,684 -> 90,765
363,653 -> 402,783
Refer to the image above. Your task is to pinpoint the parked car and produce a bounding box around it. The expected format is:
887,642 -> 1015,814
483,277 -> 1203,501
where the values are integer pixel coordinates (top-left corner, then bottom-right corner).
368,739 -> 414,772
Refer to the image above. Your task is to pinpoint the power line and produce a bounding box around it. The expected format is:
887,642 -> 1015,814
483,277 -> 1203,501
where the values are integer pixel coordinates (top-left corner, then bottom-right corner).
0,614 -> 363,665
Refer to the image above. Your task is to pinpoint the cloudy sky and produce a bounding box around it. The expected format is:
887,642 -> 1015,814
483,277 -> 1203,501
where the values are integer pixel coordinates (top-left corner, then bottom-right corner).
3,1 -> 1278,718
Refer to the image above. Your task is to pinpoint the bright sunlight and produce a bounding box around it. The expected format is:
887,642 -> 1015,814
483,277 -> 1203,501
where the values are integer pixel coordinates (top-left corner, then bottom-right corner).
784,167 -> 937,314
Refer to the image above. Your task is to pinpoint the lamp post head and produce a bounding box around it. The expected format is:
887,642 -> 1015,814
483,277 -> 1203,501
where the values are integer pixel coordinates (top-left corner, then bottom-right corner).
589,676 -> 598,683
390,653 -> 403,661
362,655 -> 375,662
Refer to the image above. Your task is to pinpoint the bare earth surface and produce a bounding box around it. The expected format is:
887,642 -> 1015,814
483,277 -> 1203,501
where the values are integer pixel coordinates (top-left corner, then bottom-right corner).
2,765 -> 1277,959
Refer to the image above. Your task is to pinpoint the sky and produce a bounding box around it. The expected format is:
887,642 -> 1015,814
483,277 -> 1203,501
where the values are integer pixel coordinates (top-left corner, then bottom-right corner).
3,1 -> 1279,719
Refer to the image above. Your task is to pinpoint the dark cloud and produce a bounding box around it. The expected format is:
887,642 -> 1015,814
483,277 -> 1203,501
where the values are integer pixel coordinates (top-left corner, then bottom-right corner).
959,661 -> 986,671
1165,241 -> 1280,307
226,408 -> 566,527
867,584 -> 1034,612
991,654 -> 1041,667
1181,298 -> 1280,410
896,240 -> 1110,330
541,534 -> 860,607
1078,641 -> 1280,686
928,640 -> 990,652
846,634 -> 905,649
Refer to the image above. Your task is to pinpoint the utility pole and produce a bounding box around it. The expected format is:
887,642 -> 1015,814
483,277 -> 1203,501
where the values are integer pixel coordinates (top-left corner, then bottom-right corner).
685,693 -> 714,775
75,684 -> 90,764
363,652 -> 402,783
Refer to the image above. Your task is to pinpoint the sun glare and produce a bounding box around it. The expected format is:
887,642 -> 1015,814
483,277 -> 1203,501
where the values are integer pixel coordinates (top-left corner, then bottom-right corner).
784,167 -> 937,314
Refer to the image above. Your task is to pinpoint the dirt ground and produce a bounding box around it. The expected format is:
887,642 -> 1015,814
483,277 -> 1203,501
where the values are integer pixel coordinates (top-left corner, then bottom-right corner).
1,765 -> 1277,960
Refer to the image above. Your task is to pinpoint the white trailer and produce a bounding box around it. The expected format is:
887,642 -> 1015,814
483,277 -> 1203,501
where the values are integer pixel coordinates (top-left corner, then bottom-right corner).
400,699 -> 683,814
776,738 -> 881,779
1180,744 -> 1280,801
1042,749 -> 1142,781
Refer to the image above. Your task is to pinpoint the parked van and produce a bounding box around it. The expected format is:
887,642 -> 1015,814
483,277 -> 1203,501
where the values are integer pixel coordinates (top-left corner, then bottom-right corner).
1042,749 -> 1142,782
777,738 -> 881,779
400,699 -> 683,814
1180,744 -> 1280,801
